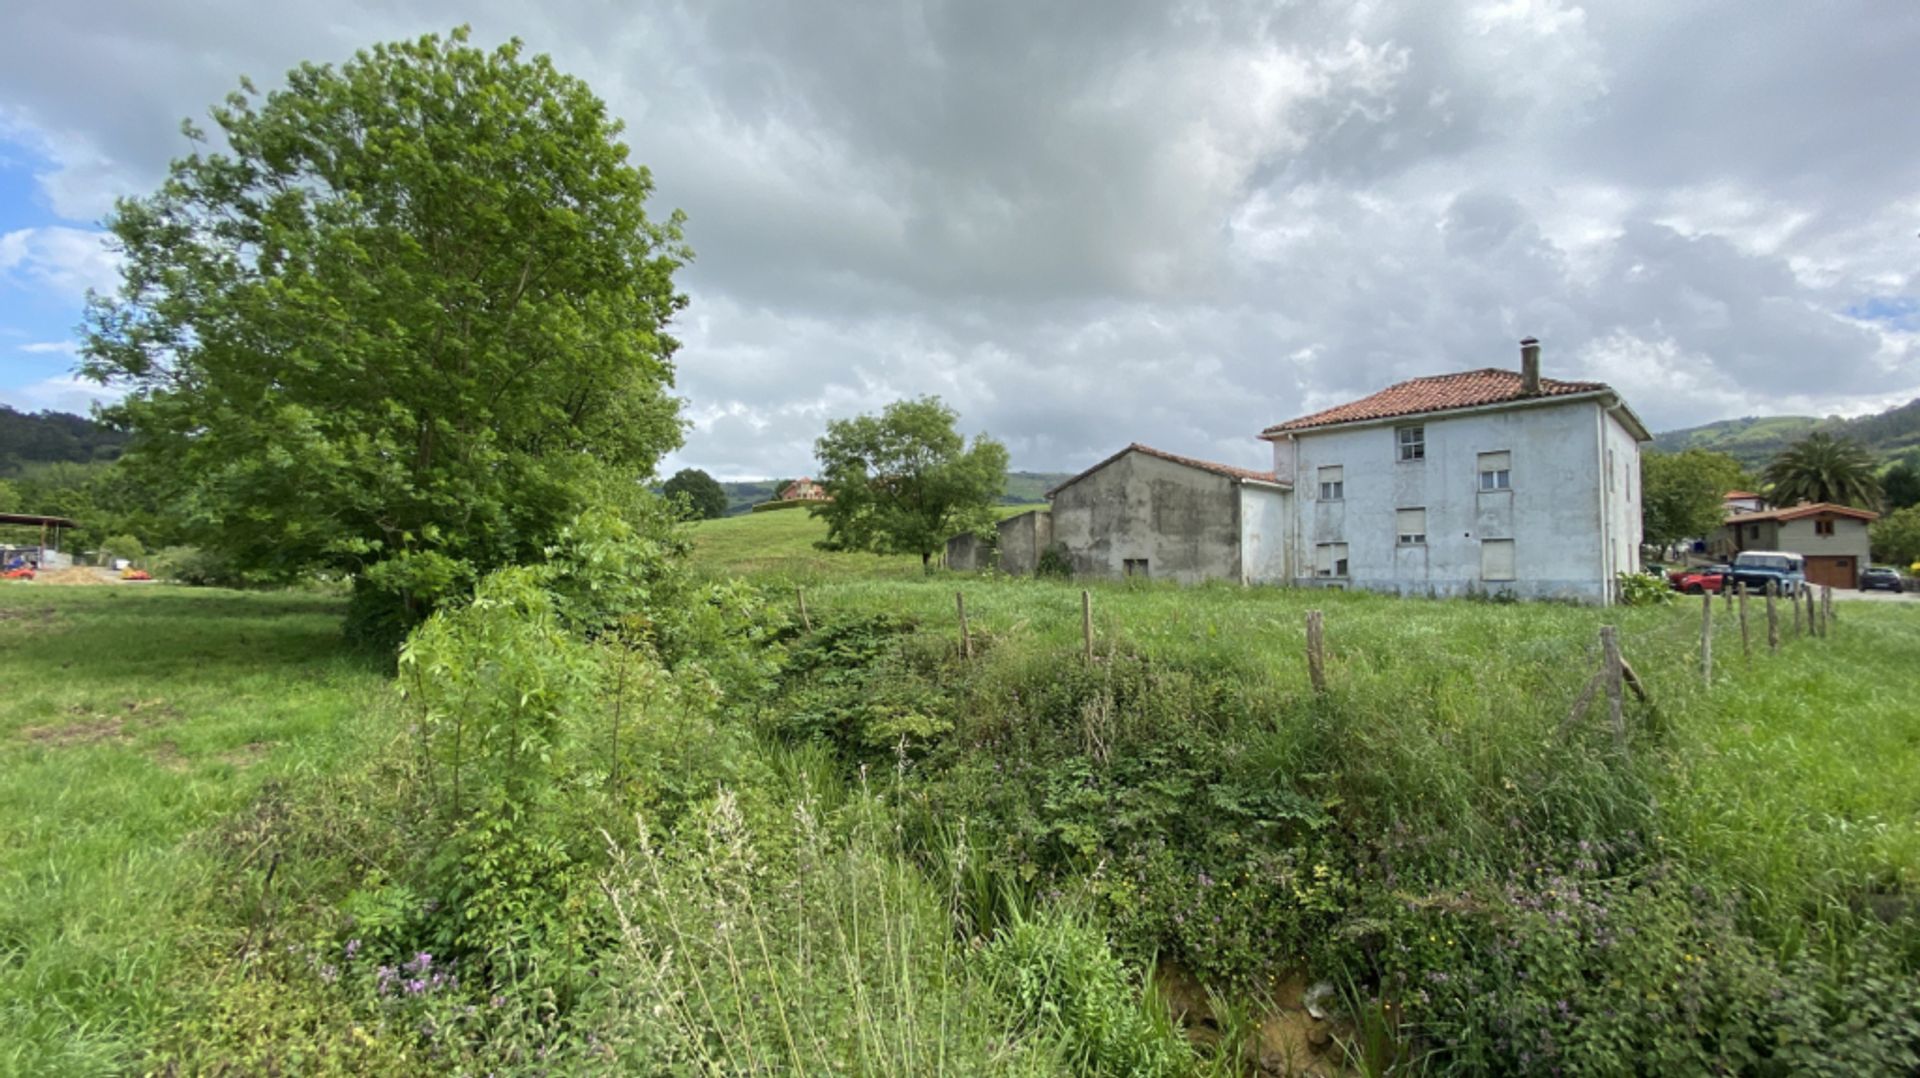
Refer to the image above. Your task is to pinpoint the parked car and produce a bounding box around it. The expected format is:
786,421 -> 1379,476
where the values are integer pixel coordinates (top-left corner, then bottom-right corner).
1727,551 -> 1806,597
1861,567 -> 1905,593
1671,566 -> 1730,594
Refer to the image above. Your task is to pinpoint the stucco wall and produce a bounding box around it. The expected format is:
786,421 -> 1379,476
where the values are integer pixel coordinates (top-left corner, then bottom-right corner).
1277,399 -> 1619,602
945,531 -> 990,572
1775,518 -> 1872,562
996,509 -> 1052,576
1598,404 -> 1644,589
1049,451 -> 1241,584
1238,485 -> 1290,584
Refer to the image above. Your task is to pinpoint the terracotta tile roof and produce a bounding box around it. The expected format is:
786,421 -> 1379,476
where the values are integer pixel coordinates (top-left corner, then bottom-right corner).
1262,368 -> 1610,435
1723,490 -> 1761,500
1047,443 -> 1286,498
1724,502 -> 1879,525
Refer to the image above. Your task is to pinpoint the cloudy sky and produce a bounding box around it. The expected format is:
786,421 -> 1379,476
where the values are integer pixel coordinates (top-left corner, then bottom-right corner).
2,1 -> 1916,477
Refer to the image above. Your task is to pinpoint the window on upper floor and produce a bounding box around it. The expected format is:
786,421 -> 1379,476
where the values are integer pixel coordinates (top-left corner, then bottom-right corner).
1481,538 -> 1515,581
1396,507 -> 1427,546
1318,465 -> 1344,501
1315,542 -> 1349,578
1397,425 -> 1425,462
1815,519 -> 1834,536
1478,450 -> 1511,491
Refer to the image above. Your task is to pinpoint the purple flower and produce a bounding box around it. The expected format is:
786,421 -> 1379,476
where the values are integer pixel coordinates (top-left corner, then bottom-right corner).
491,994 -> 507,1008
344,938 -> 361,960
319,964 -> 339,984
407,951 -> 433,973
405,978 -> 427,995
376,965 -> 398,995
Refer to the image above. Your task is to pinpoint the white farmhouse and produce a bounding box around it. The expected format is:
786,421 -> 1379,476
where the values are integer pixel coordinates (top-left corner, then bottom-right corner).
1261,339 -> 1651,603
976,339 -> 1652,604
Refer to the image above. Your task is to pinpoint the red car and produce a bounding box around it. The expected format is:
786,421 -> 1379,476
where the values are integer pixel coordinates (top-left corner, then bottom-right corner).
1670,566 -> 1729,594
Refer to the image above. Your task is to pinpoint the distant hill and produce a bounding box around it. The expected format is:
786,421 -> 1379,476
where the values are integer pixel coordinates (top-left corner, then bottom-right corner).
1652,397 -> 1920,468
0,406 -> 129,476
716,470 -> 1071,516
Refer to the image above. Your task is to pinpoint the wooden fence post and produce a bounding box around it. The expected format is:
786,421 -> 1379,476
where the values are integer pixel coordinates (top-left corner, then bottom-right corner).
1766,582 -> 1779,654
1601,625 -> 1626,742
1792,584 -> 1802,637
1305,610 -> 1327,696
956,591 -> 972,659
1081,590 -> 1094,662
1700,592 -> 1713,689
1825,584 -> 1837,624
1737,583 -> 1750,662
797,587 -> 811,632
1806,587 -> 1819,639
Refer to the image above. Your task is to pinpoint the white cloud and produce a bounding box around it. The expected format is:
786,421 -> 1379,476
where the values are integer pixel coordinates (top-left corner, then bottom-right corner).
18,340 -> 78,356
0,374 -> 120,415
0,226 -> 120,301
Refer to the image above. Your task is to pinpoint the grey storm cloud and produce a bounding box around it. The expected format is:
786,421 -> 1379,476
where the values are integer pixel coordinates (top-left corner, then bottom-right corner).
2,0 -> 1915,476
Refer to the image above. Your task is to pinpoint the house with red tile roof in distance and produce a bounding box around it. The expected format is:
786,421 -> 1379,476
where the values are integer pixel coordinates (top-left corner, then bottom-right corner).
1714,502 -> 1878,589
1722,490 -> 1767,516
1262,338 -> 1651,603
981,338 -> 1651,602
778,477 -> 830,502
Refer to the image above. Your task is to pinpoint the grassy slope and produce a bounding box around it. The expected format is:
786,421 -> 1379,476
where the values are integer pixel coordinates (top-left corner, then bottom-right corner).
685,503 -> 1040,581
0,586 -> 385,1076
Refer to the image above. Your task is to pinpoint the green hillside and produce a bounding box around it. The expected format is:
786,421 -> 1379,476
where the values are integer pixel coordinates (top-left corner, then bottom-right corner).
1652,397 -> 1920,468
716,469 -> 1070,516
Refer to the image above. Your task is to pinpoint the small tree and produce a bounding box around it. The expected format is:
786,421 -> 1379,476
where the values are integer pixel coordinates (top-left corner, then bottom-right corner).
1641,449 -> 1751,550
662,467 -> 728,520
1870,506 -> 1920,567
0,479 -> 17,514
1881,457 -> 1920,511
1763,433 -> 1882,509
812,397 -> 1008,570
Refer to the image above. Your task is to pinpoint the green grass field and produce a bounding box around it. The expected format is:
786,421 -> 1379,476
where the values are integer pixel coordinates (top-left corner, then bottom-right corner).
0,585 -> 385,1075
2,513 -> 1916,1072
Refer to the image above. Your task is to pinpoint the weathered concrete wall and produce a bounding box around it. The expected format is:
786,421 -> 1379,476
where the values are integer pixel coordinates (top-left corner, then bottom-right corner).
1238,484 -> 1290,584
1278,399 -> 1625,603
945,531 -> 990,572
997,509 -> 1052,576
1049,450 -> 1241,584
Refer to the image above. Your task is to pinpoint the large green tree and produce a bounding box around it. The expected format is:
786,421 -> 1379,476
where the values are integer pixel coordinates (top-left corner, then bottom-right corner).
1762,433 -> 1882,509
1881,456 -> 1920,511
1640,448 -> 1751,549
812,397 -> 1008,569
82,29 -> 690,637
662,467 -> 727,520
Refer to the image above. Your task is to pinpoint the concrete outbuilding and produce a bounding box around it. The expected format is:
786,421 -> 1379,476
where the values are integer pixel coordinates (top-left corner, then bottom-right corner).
1039,444 -> 1291,585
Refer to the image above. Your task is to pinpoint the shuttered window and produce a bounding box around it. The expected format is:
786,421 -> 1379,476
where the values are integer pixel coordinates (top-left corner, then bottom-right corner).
1318,465 -> 1344,501
1315,543 -> 1349,577
1482,539 -> 1516,581
1396,508 -> 1426,546
1478,451 -> 1511,491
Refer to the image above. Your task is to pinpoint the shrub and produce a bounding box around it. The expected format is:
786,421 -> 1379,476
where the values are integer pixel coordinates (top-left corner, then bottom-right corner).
98,533 -> 146,563
1036,543 -> 1073,577
1615,570 -> 1674,606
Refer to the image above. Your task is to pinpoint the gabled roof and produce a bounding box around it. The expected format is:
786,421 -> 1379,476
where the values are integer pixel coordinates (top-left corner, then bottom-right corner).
1724,502 -> 1879,525
1262,368 -> 1616,436
1047,443 -> 1286,499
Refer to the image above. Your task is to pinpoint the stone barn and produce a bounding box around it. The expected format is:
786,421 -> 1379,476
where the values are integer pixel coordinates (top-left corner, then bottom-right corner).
1031,444 -> 1291,584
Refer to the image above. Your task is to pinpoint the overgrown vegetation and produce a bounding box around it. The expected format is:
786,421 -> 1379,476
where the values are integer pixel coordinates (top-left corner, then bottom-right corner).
9,511 -> 1915,1074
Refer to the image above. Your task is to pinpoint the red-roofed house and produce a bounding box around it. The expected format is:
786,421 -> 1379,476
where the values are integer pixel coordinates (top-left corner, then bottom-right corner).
1262,338 -> 1650,602
983,339 -> 1650,601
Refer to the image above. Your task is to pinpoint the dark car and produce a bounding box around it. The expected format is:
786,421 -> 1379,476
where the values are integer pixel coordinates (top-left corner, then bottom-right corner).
1861,567 -> 1905,593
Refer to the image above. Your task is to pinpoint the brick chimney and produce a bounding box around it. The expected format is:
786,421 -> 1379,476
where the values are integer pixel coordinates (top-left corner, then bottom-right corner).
1519,337 -> 1541,395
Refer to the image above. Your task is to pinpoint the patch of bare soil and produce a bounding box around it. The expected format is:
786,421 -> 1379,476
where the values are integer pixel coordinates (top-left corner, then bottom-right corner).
216,742 -> 273,768
0,605 -> 58,624
18,698 -> 180,747
149,740 -> 192,772
1155,960 -> 1354,1077
31,567 -> 117,587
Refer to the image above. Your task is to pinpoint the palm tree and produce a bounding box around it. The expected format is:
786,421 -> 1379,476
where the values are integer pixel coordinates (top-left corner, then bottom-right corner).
1762,432 -> 1883,508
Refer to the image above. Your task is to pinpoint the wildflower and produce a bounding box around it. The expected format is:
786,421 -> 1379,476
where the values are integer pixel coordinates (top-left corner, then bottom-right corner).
376,965 -> 398,996
491,994 -> 507,1008
405,978 -> 428,995
344,938 -> 362,960
407,951 -> 433,973
319,964 -> 340,984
